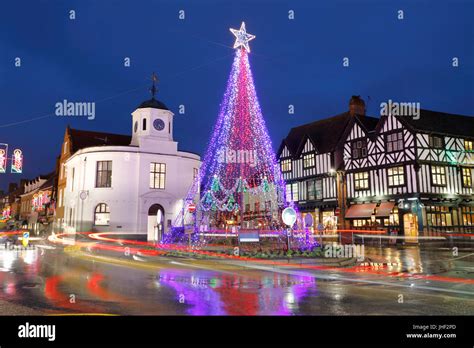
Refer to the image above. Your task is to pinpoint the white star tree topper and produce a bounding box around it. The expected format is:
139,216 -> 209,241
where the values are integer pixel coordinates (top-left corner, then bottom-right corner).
229,22 -> 256,52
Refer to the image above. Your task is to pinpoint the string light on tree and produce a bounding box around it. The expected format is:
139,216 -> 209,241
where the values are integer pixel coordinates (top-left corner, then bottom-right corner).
165,22 -> 313,250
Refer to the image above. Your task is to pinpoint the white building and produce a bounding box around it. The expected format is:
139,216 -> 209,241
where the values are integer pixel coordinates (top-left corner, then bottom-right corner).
62,91 -> 200,242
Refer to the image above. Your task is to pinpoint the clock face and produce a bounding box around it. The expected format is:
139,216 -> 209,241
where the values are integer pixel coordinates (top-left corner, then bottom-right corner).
153,118 -> 165,131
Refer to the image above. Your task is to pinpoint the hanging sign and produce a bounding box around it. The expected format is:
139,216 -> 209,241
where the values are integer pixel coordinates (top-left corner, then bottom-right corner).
0,145 -> 7,173
11,149 -> 23,173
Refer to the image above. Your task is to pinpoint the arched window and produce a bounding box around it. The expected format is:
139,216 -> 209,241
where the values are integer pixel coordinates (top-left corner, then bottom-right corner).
143,118 -> 147,131
94,203 -> 110,226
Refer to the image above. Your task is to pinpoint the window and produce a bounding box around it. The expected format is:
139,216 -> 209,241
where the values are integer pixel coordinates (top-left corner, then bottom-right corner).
265,201 -> 271,211
307,180 -> 315,200
431,166 -> 446,186
429,135 -> 444,149
63,141 -> 68,155
193,168 -> 199,180
306,179 -> 323,200
461,207 -> 474,225
465,140 -> 473,152
96,161 -> 112,188
58,189 -> 63,207
292,183 -> 299,201
352,139 -> 368,159
354,172 -> 369,190
303,153 -> 315,168
386,132 -> 404,152
426,206 -> 452,226
150,163 -> 166,189
285,183 -> 298,202
388,166 -> 405,187
286,184 -> 292,202
462,167 -> 472,188
254,202 -> 260,212
281,159 -> 292,172
94,203 -> 110,226
71,167 -> 75,192
142,118 -> 147,131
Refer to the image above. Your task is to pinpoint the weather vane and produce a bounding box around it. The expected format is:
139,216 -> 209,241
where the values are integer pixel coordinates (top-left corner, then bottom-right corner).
230,22 -> 255,52
150,72 -> 158,98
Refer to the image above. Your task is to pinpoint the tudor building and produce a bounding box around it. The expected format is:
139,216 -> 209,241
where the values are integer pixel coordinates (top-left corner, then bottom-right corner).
278,96 -> 474,240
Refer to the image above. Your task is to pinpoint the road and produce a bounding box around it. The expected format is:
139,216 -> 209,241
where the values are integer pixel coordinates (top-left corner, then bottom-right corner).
0,238 -> 473,315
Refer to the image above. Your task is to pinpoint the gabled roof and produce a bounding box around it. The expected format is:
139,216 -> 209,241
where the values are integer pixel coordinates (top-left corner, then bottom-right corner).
68,128 -> 132,153
396,109 -> 474,138
278,112 -> 379,158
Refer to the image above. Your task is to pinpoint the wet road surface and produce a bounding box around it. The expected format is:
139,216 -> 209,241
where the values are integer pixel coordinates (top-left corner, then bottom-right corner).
0,243 -> 473,315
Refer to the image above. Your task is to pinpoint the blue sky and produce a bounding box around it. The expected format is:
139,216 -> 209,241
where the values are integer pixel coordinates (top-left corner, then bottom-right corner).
0,0 -> 472,190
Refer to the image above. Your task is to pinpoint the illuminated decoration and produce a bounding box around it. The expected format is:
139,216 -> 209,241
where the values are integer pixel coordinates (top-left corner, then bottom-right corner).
2,206 -> 11,219
229,21 -> 255,52
32,191 -> 51,211
0,145 -> 7,173
164,22 -> 314,249
11,149 -> 23,174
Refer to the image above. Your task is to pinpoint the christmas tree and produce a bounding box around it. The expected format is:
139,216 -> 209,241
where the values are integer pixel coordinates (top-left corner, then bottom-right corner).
165,22 -> 292,245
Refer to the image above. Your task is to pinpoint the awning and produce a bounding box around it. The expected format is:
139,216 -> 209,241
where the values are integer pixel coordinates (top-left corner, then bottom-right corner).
375,202 -> 395,217
345,203 -> 376,218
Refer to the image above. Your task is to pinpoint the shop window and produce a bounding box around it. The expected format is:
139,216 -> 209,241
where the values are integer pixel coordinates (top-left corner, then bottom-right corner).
426,206 -> 452,226
461,207 -> 474,226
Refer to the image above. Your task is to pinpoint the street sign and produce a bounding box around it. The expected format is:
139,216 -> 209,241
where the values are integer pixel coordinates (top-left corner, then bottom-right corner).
22,231 -> 29,247
188,203 -> 196,213
282,207 -> 297,227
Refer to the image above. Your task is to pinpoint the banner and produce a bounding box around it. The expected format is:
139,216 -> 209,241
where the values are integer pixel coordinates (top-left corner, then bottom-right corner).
11,149 -> 22,173
0,144 -> 7,173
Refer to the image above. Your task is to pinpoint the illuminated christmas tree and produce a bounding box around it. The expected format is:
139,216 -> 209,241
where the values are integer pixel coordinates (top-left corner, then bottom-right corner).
165,22 -> 296,245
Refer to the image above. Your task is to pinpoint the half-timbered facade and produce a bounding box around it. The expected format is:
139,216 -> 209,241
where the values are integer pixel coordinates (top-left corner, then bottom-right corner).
343,109 -> 474,238
279,96 -> 473,239
277,96 -> 377,230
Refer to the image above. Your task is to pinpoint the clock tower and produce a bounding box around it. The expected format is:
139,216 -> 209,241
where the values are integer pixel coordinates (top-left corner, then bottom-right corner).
130,73 -> 177,153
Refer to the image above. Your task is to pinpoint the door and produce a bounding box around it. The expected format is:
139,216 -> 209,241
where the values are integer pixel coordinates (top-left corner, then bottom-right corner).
148,204 -> 165,242
403,213 -> 419,244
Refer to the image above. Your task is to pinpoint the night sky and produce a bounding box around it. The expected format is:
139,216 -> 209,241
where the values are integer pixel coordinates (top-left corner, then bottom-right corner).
0,0 -> 472,191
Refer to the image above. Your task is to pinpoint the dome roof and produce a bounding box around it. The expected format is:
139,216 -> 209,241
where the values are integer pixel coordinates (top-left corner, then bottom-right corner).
137,97 -> 169,111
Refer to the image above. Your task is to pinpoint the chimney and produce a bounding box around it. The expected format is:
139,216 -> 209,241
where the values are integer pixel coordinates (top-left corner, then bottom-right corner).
349,95 -> 366,116
8,183 -> 18,193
